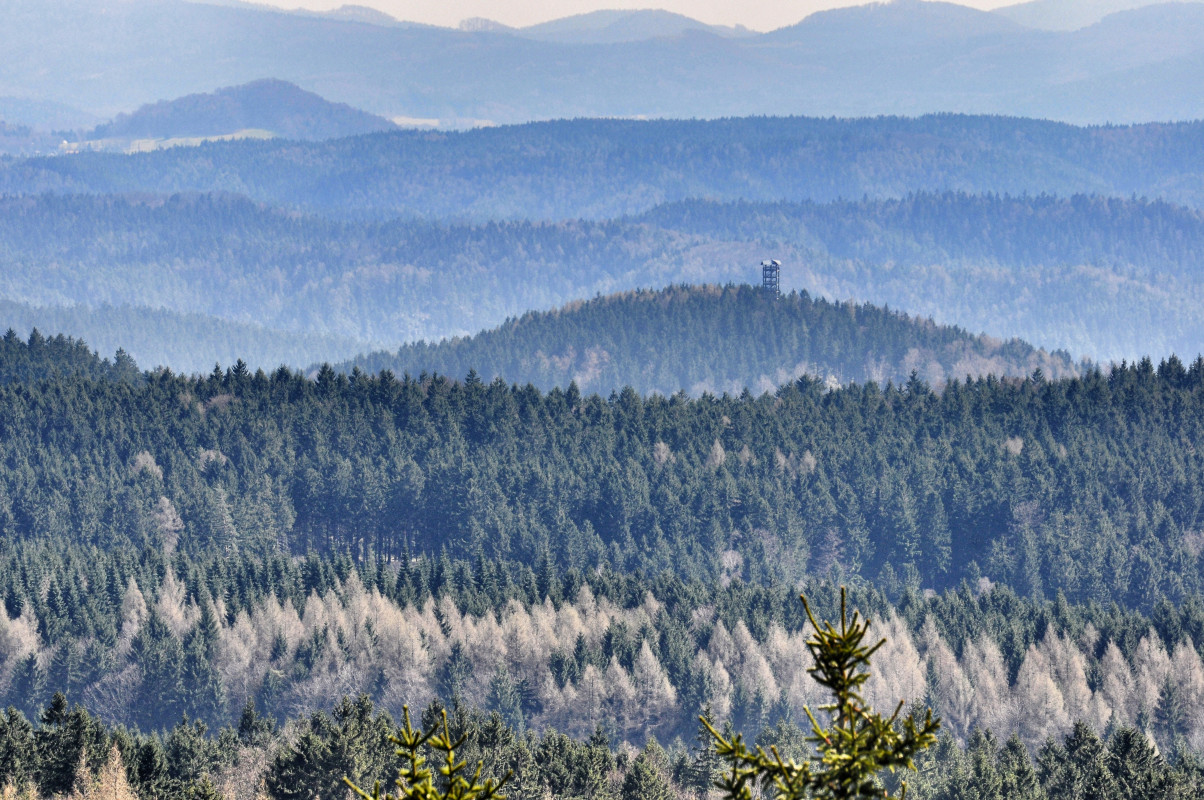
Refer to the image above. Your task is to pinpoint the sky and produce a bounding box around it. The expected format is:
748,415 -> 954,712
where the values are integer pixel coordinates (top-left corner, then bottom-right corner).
254,0 -> 1018,32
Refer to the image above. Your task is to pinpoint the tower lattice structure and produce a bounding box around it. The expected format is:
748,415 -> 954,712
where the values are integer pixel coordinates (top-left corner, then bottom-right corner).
761,259 -> 781,298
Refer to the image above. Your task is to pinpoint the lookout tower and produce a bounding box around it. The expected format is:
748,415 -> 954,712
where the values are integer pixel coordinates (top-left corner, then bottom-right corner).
761,259 -> 781,298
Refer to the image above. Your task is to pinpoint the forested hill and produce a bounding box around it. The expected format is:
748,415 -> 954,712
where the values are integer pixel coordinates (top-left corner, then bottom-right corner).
7,115 -> 1204,219
637,194 -> 1204,275
4,339 -> 1204,762
87,79 -> 397,143
337,285 -> 1078,395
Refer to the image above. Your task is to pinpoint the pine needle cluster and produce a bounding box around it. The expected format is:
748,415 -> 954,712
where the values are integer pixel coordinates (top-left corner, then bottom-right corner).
343,708 -> 510,800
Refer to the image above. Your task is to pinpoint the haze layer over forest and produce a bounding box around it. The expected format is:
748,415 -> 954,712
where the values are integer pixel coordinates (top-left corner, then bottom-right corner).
5,0 -> 1204,124
0,182 -> 1201,370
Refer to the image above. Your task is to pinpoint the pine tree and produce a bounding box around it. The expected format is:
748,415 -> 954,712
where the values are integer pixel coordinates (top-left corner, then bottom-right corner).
1106,727 -> 1164,800
0,708 -> 36,790
343,707 -> 509,800
266,695 -> 394,800
621,749 -> 672,800
486,667 -> 525,734
185,775 -> 225,800
8,656 -> 43,721
236,700 -> 275,747
134,740 -> 170,800
686,706 -> 725,795
1039,722 -> 1119,800
705,589 -> 939,800
181,612 -> 226,728
36,694 -> 107,798
997,734 -> 1042,800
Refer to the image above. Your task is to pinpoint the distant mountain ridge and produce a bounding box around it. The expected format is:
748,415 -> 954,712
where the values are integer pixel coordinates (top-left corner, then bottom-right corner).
9,115 -> 1204,219
87,79 -> 396,143
5,0 -> 1204,123
995,0 -> 1204,31
514,9 -> 752,43
767,0 -> 1026,43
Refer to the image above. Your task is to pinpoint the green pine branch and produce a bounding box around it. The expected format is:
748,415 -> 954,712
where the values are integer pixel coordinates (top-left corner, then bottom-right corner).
344,707 -> 511,800
704,588 -> 940,800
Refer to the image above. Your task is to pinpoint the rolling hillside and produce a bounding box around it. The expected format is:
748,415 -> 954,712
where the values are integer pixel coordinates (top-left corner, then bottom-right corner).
995,0 -> 1201,30
336,284 -> 1079,395
7,115 -> 1204,219
2,191 -> 1204,368
513,9 -> 752,43
86,79 -> 396,144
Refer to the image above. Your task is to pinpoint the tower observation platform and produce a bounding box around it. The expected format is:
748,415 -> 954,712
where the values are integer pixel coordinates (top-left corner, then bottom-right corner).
761,259 -> 781,298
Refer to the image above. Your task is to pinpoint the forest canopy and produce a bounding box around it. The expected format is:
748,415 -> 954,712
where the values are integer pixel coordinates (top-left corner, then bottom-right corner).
336,285 -> 1079,396
0,329 -> 1202,797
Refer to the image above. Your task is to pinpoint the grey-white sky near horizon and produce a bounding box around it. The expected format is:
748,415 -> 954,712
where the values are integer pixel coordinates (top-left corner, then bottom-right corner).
254,0 -> 1015,32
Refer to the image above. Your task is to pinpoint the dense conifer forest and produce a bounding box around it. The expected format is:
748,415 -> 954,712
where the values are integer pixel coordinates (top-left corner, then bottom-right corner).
339,285 -> 1078,395
8,115 -> 1204,799
9,15 -> 1204,799
0,331 -> 1199,604
1,332 -> 1204,798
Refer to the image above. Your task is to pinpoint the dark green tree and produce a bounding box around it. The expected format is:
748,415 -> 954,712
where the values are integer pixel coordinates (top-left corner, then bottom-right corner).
343,707 -> 509,800
266,695 -> 394,800
35,694 -> 108,798
706,589 -> 939,800
621,747 -> 672,800
0,707 -> 37,789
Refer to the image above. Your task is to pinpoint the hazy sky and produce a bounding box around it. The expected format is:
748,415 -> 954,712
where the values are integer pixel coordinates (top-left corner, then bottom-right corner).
259,0 -> 1016,32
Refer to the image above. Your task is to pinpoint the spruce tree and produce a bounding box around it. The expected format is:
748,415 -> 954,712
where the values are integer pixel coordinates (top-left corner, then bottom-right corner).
342,707 -> 509,800
621,750 -> 672,800
705,589 -> 939,800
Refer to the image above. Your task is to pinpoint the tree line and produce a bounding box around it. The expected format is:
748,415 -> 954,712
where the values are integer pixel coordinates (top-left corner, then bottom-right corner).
1,676 -> 1203,800
7,548 -> 1204,753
